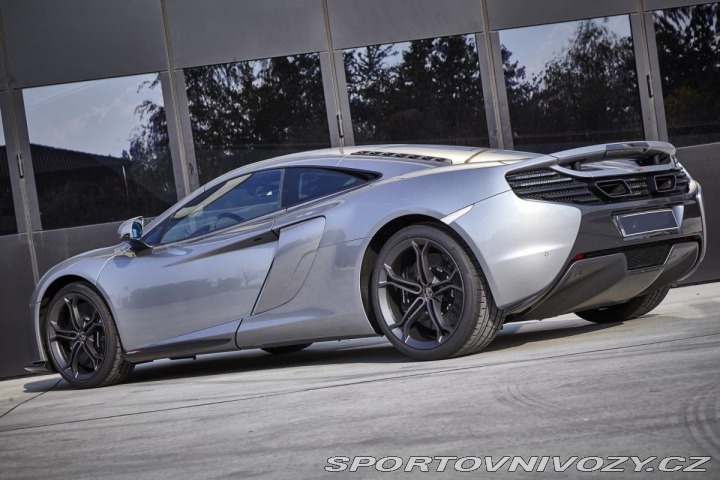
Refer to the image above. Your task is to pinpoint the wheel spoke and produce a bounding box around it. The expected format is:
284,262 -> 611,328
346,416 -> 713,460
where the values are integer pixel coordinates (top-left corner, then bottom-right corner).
64,296 -> 83,331
388,296 -> 425,330
66,342 -> 82,379
83,310 -> 102,335
433,284 -> 463,296
81,343 -> 101,370
412,240 -> 433,285
427,298 -> 453,343
379,264 -> 422,295
49,321 -> 77,342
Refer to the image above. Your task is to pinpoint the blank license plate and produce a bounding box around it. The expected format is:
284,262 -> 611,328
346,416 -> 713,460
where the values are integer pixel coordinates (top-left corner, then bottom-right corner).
616,210 -> 678,237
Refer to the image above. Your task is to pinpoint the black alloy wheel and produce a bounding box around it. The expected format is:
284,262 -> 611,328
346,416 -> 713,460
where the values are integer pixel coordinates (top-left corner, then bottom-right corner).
45,283 -> 133,388
371,224 -> 503,360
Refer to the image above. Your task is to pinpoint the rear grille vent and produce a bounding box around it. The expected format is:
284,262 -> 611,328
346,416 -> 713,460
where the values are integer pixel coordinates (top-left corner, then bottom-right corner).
623,243 -> 671,270
506,168 -> 690,205
351,150 -> 452,164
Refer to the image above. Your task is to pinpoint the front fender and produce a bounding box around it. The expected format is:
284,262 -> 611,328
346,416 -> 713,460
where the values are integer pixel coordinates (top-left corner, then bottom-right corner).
28,246 -> 121,363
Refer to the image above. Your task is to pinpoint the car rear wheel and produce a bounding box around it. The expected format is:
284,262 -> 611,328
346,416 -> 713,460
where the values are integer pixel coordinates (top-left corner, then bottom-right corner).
575,286 -> 670,323
45,282 -> 133,388
370,224 -> 503,360
261,343 -> 312,354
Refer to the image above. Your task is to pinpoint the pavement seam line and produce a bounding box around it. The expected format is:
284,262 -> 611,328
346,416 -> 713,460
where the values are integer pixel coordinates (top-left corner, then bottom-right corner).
0,378 -> 62,420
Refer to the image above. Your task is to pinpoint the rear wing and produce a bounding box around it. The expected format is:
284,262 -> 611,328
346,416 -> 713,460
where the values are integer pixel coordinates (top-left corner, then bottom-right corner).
549,141 -> 676,171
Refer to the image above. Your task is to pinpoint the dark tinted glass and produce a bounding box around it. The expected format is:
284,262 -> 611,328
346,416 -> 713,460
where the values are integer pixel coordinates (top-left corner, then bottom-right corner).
282,168 -> 370,207
160,169 -> 282,244
185,54 -> 331,185
0,116 -> 18,236
343,34 -> 488,147
501,16 -> 643,153
23,75 -> 177,230
654,3 -> 720,147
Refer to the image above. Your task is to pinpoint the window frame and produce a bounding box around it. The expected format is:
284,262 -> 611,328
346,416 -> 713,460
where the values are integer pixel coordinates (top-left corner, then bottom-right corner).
147,167 -> 286,246
143,165 -> 380,247
281,166 -> 381,210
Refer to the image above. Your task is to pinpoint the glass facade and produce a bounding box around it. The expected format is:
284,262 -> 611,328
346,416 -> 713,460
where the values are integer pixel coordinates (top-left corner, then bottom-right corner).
343,34 -> 489,147
23,74 -> 177,230
654,2 -> 720,147
500,16 -> 643,153
185,54 -> 331,186
0,114 -> 17,235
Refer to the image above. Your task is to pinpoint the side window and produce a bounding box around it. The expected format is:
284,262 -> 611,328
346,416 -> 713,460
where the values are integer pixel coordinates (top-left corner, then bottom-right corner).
159,169 -> 282,244
282,168 -> 374,208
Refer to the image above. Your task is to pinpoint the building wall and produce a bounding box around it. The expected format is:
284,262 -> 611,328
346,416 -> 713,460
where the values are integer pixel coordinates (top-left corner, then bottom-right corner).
1,0 -> 718,377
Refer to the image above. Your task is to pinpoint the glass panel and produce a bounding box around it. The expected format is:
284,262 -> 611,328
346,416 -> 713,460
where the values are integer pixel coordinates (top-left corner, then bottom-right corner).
160,169 -> 282,244
500,16 -> 643,153
23,74 -> 177,230
654,3 -> 720,147
282,168 -> 370,208
0,113 -> 18,235
344,34 -> 488,147
185,54 -> 330,186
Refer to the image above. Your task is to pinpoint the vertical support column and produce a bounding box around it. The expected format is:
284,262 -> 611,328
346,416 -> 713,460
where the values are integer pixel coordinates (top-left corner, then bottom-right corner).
643,10 -> 668,142
475,33 -> 500,149
6,90 -> 40,283
480,0 -> 512,150
160,70 -> 199,195
172,70 -> 200,191
488,32 -> 513,149
321,0 -> 354,148
0,90 -> 26,234
160,0 -> 198,196
319,52 -> 342,148
630,12 -> 659,141
9,90 -> 41,233
332,50 -> 355,147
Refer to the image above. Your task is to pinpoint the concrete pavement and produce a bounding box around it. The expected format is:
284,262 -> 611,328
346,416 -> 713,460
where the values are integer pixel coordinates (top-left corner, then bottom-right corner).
1,283 -> 719,478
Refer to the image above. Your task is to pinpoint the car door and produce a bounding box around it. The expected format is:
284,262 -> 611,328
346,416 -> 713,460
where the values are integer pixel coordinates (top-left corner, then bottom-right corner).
97,169 -> 285,352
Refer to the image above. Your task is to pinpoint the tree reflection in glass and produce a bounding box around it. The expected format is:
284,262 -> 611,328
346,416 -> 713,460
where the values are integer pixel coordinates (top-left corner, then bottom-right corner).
184,54 -> 330,185
654,3 -> 720,147
343,34 -> 489,147
23,75 -> 176,230
501,16 -> 643,153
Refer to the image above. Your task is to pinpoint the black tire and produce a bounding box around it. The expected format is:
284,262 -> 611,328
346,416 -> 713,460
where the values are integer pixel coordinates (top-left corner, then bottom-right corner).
370,224 -> 503,361
575,286 -> 671,324
261,343 -> 313,355
44,282 -> 134,388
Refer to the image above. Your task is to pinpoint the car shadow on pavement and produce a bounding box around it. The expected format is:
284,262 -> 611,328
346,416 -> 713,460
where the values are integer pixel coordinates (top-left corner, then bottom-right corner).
22,318 -> 624,391
485,318 -> 620,353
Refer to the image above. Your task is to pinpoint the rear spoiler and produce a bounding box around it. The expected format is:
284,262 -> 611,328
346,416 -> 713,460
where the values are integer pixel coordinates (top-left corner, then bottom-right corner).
549,141 -> 676,170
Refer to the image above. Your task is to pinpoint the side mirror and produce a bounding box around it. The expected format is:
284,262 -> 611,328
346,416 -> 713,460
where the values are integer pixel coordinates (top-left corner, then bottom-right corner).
118,216 -> 144,241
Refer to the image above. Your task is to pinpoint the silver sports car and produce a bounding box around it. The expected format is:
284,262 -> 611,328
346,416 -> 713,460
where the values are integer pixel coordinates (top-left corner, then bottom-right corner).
27,142 -> 706,388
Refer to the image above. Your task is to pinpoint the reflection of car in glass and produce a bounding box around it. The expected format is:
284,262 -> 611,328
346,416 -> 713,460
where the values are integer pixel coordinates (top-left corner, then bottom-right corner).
27,142 -> 706,388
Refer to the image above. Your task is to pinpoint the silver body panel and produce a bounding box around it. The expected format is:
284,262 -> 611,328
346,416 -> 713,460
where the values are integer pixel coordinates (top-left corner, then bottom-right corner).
28,142 -> 706,367
96,217 -> 279,351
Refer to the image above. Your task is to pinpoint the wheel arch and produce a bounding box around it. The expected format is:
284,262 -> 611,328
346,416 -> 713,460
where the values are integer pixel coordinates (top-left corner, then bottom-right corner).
36,274 -> 105,365
359,214 -> 490,335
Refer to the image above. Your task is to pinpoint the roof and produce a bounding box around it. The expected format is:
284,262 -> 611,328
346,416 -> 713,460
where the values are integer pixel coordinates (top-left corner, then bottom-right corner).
282,144 -> 542,165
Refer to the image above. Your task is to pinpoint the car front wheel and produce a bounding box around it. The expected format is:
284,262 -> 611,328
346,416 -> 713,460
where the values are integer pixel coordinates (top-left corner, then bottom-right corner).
45,282 -> 133,388
370,224 -> 503,361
